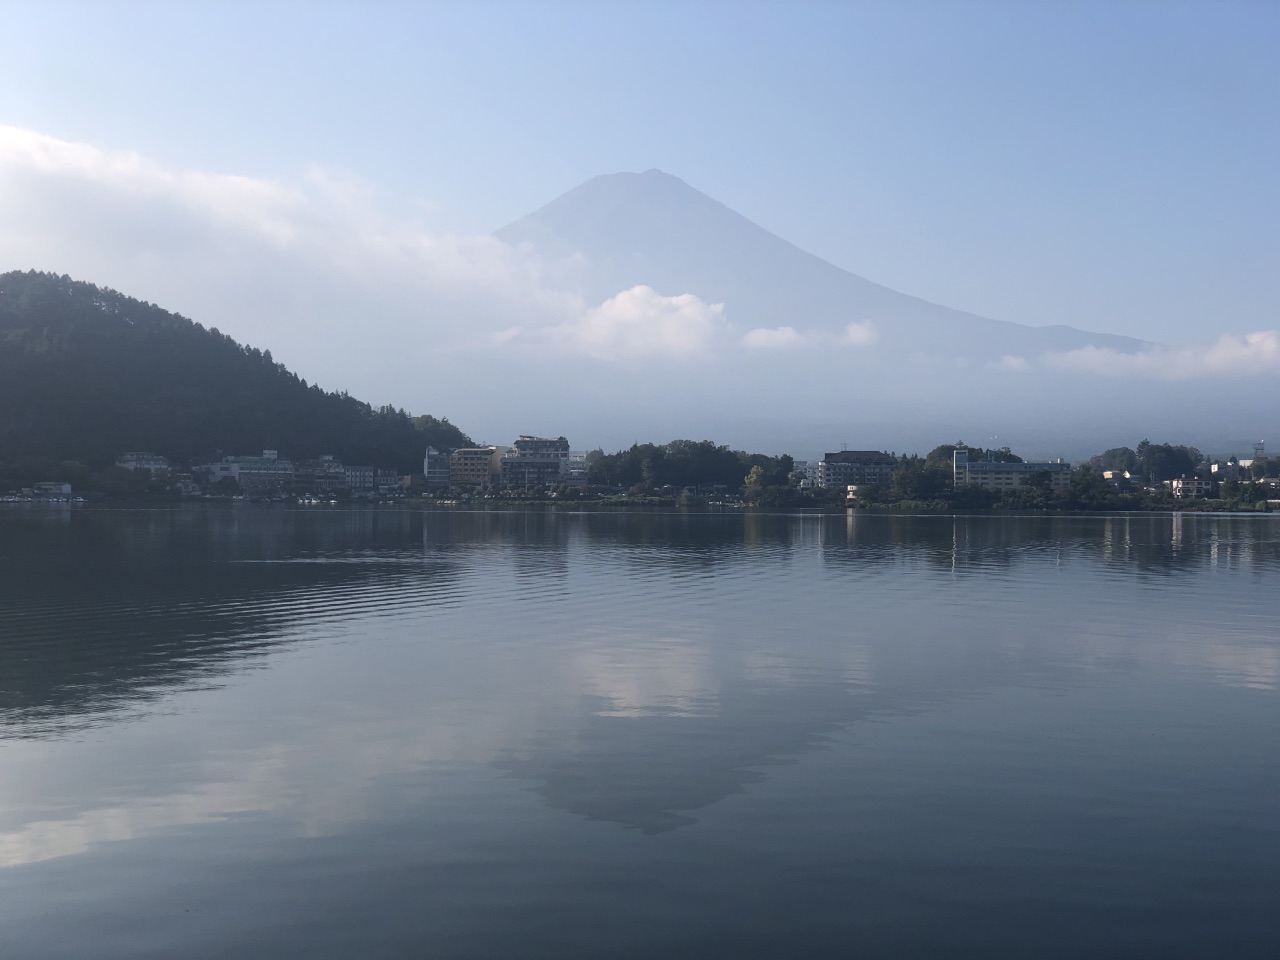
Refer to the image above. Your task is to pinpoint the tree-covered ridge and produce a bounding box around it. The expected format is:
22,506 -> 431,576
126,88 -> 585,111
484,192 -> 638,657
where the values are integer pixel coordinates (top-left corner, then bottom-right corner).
0,271 -> 471,478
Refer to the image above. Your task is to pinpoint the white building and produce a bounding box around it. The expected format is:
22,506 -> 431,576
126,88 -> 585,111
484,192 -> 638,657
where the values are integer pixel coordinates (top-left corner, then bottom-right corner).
818,451 -> 897,488
115,452 -> 170,473
195,449 -> 294,491
345,465 -> 375,491
953,449 -> 1071,492
562,452 -> 589,487
792,460 -> 819,487
236,450 -> 295,491
1168,477 -> 1214,499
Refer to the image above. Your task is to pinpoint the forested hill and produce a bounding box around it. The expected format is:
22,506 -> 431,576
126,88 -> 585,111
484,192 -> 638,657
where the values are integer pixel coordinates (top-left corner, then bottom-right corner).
0,271 -> 472,475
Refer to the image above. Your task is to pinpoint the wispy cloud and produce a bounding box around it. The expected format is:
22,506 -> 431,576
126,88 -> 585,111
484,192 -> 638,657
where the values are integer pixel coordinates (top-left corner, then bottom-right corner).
1044,331 -> 1280,380
0,123 -> 582,314
742,325 -> 803,349
843,321 -> 877,346
990,354 -> 1029,371
741,321 -> 878,351
543,285 -> 729,362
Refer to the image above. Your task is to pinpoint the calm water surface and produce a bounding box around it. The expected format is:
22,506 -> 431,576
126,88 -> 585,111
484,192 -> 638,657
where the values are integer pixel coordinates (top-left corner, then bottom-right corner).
0,507 -> 1277,958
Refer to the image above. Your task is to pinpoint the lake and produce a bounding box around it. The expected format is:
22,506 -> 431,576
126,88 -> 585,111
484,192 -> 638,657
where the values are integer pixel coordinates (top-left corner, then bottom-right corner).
1,507 -> 1277,958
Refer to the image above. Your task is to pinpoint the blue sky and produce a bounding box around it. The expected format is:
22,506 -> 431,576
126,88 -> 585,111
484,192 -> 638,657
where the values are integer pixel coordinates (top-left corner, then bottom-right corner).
3,0 -> 1277,342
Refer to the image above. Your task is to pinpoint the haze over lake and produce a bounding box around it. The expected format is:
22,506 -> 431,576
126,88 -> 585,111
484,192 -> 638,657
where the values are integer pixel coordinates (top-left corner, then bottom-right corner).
2,506 -> 1277,958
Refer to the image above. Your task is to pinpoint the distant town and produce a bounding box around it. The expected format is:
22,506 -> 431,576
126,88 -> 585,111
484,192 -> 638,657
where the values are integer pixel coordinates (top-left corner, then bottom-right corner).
5,434 -> 1279,511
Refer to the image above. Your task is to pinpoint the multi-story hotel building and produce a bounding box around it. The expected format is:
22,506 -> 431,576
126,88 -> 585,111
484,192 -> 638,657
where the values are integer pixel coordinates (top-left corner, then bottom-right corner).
500,435 -> 570,489
953,449 -> 1071,492
449,446 -> 503,488
818,450 -> 897,488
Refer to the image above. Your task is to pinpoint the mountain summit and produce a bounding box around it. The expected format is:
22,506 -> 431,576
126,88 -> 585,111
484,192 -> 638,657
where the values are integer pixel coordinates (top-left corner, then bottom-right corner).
497,170 -> 1143,359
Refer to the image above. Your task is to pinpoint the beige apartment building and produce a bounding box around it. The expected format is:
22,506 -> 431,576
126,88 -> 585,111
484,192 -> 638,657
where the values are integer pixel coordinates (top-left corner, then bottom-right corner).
449,446 -> 503,488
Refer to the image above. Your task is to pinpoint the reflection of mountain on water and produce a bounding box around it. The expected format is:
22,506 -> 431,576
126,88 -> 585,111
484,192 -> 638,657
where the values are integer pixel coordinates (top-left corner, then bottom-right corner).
0,508 -> 462,738
496,683 -> 865,834
492,513 -> 1280,835
6,504 -> 1277,821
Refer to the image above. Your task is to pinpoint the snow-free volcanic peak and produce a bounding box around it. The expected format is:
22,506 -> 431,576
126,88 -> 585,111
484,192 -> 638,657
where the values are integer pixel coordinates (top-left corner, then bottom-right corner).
496,170 -> 1145,359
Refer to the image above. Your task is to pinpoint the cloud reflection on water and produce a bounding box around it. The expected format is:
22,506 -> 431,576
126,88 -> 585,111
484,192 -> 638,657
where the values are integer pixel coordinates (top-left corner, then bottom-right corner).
0,508 -> 1276,867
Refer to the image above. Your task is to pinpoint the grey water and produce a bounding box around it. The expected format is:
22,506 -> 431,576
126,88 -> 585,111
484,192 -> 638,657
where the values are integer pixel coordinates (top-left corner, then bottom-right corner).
0,507 -> 1277,958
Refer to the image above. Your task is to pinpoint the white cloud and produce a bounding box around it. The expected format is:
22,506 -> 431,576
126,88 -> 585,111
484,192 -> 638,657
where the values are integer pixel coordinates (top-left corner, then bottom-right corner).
491,326 -> 524,345
742,321 -> 878,351
742,325 -> 803,349
0,122 -> 602,418
1044,330 -> 1280,380
543,285 -> 729,361
0,124 -> 309,245
0,123 -> 581,310
991,354 -> 1028,371
843,320 -> 877,346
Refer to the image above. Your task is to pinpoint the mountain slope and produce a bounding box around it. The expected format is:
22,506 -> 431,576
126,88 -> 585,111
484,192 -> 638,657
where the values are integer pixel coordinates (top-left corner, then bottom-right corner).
0,271 -> 471,473
497,169 -> 1145,358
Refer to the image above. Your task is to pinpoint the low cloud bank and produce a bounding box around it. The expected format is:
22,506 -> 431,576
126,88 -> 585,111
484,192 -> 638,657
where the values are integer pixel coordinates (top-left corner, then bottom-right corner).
1044,330 -> 1280,380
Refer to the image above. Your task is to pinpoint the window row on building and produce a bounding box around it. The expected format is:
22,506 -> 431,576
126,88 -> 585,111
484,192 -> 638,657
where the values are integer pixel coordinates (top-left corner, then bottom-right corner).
193,450 -> 399,493
426,436 -> 586,490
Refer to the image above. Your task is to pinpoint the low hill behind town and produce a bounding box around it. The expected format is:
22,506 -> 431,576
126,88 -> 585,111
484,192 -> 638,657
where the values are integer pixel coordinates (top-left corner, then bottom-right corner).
0,271 -> 471,483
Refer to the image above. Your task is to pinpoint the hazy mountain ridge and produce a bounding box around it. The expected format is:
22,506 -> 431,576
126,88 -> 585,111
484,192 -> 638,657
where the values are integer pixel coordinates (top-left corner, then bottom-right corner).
497,169 -> 1147,359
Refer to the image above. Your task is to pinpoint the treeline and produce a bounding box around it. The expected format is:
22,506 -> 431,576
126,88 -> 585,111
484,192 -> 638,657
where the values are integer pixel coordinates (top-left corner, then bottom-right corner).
1090,441 -> 1277,481
861,440 -> 1275,511
579,437 -> 1277,512
859,444 -> 1031,506
0,271 -> 472,487
587,440 -> 797,499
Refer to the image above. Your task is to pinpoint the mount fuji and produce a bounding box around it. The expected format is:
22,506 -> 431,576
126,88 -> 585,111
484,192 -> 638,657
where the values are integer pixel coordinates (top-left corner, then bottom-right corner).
497,169 -> 1146,362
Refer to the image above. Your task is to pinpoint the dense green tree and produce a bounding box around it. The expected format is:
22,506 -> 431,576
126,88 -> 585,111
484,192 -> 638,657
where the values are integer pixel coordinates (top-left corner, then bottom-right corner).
588,440 -> 793,494
1090,447 -> 1138,472
1134,440 -> 1203,482
887,454 -> 952,501
1250,457 -> 1279,479
0,271 -> 472,476
924,443 -> 1021,472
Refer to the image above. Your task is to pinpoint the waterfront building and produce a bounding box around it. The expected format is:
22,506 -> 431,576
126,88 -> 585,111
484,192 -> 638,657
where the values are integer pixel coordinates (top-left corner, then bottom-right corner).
344,465 -> 375,491
423,447 -> 451,489
1168,477 -> 1214,499
174,473 -> 200,497
500,436 -> 570,489
295,455 -> 346,493
196,460 -> 240,485
195,449 -> 295,492
792,460 -> 819,487
563,452 -> 589,488
115,452 -> 170,473
449,446 -> 503,488
818,451 -> 897,488
953,449 -> 1071,492
237,451 -> 296,492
